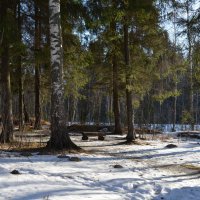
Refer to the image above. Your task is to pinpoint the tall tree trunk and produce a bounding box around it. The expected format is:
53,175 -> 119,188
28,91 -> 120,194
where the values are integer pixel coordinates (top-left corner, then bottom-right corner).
72,98 -> 77,123
109,94 -> 113,125
112,54 -> 122,134
34,0 -> 42,129
0,45 -> 13,143
111,20 -> 122,135
0,2 -> 13,143
17,0 -> 24,131
186,1 -> 194,130
47,0 -> 79,150
23,95 -> 30,123
172,93 -> 177,132
124,18 -> 135,142
172,4 -> 177,132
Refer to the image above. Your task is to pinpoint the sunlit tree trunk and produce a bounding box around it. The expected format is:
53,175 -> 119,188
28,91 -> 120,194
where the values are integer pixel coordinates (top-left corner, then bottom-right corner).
47,0 -> 79,150
185,0 -> 194,130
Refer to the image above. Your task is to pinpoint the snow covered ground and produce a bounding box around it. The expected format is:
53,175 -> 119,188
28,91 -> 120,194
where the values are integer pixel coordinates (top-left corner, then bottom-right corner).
0,135 -> 200,200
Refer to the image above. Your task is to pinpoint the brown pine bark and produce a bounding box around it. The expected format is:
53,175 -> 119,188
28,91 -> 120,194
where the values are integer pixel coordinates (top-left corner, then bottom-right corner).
23,95 -> 30,123
109,1 -> 122,134
124,18 -> 135,142
113,58 -> 122,135
17,0 -> 24,131
34,0 -> 42,130
0,2 -> 13,143
112,46 -> 122,135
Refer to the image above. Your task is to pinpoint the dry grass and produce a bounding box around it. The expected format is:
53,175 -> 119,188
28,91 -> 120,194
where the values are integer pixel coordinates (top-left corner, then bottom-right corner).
151,134 -> 173,142
0,142 -> 46,152
0,141 -> 84,155
181,164 -> 200,171
117,139 -> 150,146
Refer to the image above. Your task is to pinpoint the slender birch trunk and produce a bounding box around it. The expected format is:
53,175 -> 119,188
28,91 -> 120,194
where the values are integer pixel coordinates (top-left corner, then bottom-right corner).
48,0 -> 79,150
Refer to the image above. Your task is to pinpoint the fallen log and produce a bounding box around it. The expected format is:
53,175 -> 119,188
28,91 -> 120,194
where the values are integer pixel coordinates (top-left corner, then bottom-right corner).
177,131 -> 200,139
135,128 -> 163,135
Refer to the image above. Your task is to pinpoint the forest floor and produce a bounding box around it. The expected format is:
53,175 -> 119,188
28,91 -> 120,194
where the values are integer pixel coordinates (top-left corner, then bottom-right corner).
0,133 -> 200,200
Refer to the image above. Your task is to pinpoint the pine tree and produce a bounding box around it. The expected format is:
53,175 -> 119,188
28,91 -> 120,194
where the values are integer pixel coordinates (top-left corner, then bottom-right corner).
34,0 -> 42,130
0,0 -> 15,143
110,1 -> 122,135
17,0 -> 24,131
123,12 -> 135,141
169,0 -> 199,129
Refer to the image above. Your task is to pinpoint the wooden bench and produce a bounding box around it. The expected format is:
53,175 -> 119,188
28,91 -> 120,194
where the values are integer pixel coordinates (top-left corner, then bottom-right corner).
81,131 -> 112,141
